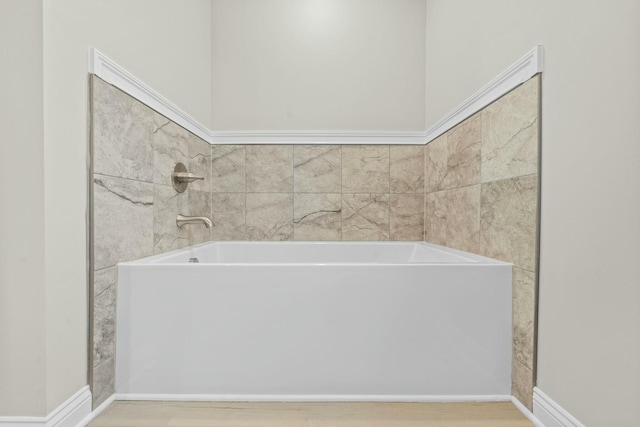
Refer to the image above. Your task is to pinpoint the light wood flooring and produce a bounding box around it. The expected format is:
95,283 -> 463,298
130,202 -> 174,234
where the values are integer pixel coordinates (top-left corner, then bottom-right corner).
88,401 -> 534,427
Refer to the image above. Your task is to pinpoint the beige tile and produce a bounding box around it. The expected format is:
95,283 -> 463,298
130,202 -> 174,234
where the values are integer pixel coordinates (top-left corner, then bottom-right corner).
480,175 -> 538,271
390,146 -> 424,193
446,185 -> 481,253
342,194 -> 389,241
482,76 -> 539,183
513,267 -> 536,370
211,145 -> 245,192
153,184 -> 188,254
211,193 -> 246,241
92,77 -> 154,182
512,358 -> 534,411
246,145 -> 293,192
390,194 -> 424,241
294,193 -> 342,241
294,145 -> 341,193
186,190 -> 212,245
342,146 -> 389,193
187,134 -> 212,192
92,357 -> 115,408
93,269 -> 117,367
246,193 -> 293,241
425,134 -> 448,193
93,266 -> 117,297
443,114 -> 481,189
425,191 -> 447,246
152,113 -> 189,186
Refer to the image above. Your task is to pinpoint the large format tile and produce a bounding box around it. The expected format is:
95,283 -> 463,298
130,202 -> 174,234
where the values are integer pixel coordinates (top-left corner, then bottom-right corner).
390,146 -> 424,193
390,194 -> 424,241
153,184 -> 188,254
425,134 -> 448,193
482,76 -> 539,183
92,77 -> 154,182
186,190 -> 212,245
294,145 -> 341,193
480,175 -> 537,271
342,146 -> 390,193
93,266 -> 117,298
513,267 -> 536,370
211,193 -> 246,241
246,193 -> 293,241
443,114 -> 481,189
187,134 -> 212,192
513,359 -> 534,410
424,191 -> 447,246
293,193 -> 342,241
94,174 -> 154,270
446,185 -> 481,253
93,274 -> 116,367
152,112 -> 189,186
342,194 -> 389,241
211,145 -> 245,192
92,357 -> 115,408
246,145 -> 293,192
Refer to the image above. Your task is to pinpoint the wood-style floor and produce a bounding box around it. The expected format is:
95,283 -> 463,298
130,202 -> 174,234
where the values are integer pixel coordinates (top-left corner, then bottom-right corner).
88,401 -> 534,427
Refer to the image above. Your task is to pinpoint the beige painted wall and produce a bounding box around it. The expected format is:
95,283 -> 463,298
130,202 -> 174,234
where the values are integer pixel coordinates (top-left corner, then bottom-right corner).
41,0 -> 212,413
0,0 -> 47,417
211,0 -> 426,131
425,1 -> 640,425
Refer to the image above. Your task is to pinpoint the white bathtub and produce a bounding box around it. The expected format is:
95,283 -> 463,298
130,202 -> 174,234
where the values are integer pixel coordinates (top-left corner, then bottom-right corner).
116,242 -> 512,401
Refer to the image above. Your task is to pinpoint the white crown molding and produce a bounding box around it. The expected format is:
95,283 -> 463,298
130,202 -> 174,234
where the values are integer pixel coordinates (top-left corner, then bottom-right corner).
424,45 -> 544,144
533,387 -> 586,427
114,393 -> 512,402
89,45 -> 542,145
0,386 -> 91,427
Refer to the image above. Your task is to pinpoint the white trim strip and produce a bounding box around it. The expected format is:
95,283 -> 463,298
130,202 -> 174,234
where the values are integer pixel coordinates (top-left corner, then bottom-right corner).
75,394 -> 115,427
533,387 -> 586,427
89,46 -> 543,145
0,386 -> 91,427
511,396 -> 546,427
424,45 -> 544,144
114,393 -> 512,403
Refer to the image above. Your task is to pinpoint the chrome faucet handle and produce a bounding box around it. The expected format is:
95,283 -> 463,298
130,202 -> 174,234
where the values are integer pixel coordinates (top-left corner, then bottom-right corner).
172,162 -> 204,192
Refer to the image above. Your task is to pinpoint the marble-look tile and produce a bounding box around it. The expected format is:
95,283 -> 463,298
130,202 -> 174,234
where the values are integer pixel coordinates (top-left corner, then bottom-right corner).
93,266 -> 117,298
294,145 -> 341,193
246,193 -> 293,241
92,357 -> 115,408
443,114 -> 481,189
424,191 -> 447,246
513,267 -> 536,370
246,145 -> 293,192
212,145 -> 245,192
293,193 -> 342,241
446,185 -> 481,253
186,190 -> 212,245
482,76 -> 539,183
390,194 -> 424,241
152,112 -> 189,186
513,358 -> 534,410
342,146 -> 390,193
342,194 -> 389,241
93,275 -> 116,366
424,134 -> 448,193
153,184 -> 188,254
93,77 -> 154,182
211,193 -> 246,241
480,174 -> 537,271
187,134 -> 212,192
94,174 -> 154,270
390,146 -> 424,193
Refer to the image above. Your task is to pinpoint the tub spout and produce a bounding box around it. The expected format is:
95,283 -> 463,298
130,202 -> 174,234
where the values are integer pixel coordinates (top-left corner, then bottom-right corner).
176,214 -> 214,229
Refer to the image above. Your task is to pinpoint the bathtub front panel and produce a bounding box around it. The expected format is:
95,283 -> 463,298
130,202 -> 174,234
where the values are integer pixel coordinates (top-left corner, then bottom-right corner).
116,263 -> 512,398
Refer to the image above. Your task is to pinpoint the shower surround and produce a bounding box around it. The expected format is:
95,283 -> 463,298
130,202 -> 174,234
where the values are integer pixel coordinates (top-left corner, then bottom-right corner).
89,74 -> 540,409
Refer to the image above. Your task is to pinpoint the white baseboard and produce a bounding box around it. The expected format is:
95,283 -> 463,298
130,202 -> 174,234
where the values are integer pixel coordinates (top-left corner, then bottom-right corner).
75,395 -> 115,427
533,387 -> 585,427
0,386 -> 91,427
510,396 -> 545,427
114,393 -> 511,403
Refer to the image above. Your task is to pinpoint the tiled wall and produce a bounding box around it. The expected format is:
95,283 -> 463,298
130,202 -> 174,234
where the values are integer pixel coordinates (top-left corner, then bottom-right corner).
90,76 -> 212,407
424,75 -> 540,408
210,145 -> 425,241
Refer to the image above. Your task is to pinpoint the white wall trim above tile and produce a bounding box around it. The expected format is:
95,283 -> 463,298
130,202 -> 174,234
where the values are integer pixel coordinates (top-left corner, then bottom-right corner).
424,45 -> 544,144
0,386 -> 91,427
533,387 -> 586,427
89,46 -> 543,145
